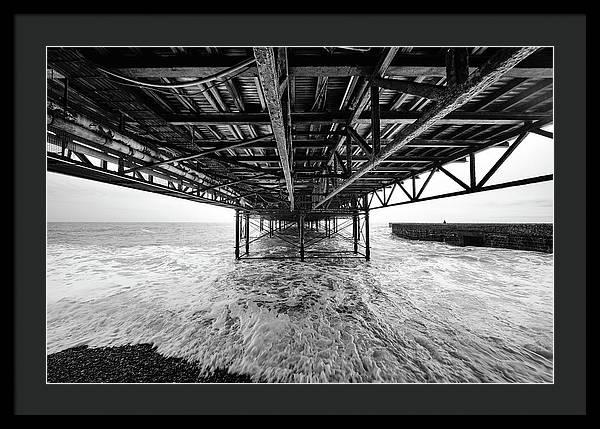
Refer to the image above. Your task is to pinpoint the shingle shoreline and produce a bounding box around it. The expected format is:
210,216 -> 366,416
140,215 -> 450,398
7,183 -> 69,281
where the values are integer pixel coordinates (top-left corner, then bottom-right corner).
47,344 -> 256,383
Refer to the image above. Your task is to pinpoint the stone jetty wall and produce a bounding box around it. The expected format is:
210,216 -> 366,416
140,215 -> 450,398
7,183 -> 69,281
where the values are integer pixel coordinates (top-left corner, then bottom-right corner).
389,223 -> 553,253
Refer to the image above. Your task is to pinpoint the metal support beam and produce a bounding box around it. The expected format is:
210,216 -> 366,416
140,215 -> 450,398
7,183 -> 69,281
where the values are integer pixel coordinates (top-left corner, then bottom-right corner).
235,210 -> 240,259
335,151 -> 348,176
254,47 -> 295,210
347,126 -> 373,157
124,134 -> 274,174
371,85 -> 381,154
325,47 -> 399,167
370,174 -> 553,210
100,50 -> 552,79
446,48 -> 470,86
531,128 -> 554,139
62,77 -> 69,113
364,195 -> 370,261
299,215 -> 305,261
346,136 -> 352,176
314,47 -> 539,209
370,77 -> 446,100
477,132 -> 528,188
438,165 -> 470,190
353,213 -> 358,254
245,212 -> 250,255
166,110 -> 551,126
469,153 -> 476,189
416,168 -> 436,199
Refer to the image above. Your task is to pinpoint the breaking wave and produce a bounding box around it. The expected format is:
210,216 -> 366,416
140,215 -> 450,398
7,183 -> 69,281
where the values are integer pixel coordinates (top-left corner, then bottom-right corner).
46,222 -> 553,383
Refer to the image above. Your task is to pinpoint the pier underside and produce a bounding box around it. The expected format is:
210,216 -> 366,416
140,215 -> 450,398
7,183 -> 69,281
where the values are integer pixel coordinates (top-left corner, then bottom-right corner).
47,46 -> 553,260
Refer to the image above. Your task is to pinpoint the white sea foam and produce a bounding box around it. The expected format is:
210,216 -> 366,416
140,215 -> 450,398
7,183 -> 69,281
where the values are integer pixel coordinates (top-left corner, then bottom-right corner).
46,222 -> 553,383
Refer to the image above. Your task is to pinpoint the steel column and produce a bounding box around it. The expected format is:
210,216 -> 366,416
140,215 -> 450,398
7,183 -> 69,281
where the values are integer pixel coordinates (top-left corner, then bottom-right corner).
371,85 -> 380,154
364,196 -> 371,261
353,214 -> 358,254
469,153 -> 476,189
245,212 -> 250,255
300,215 -> 305,261
235,210 -> 240,260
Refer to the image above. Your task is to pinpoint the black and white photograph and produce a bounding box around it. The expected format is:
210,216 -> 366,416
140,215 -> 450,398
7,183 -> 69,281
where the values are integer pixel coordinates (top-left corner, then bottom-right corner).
44,44 -> 557,385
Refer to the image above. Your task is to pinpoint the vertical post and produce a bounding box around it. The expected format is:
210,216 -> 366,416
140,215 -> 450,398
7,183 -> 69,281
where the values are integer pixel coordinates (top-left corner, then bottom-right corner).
346,136 -> 352,177
412,175 -> 416,199
260,218 -> 264,232
269,219 -> 273,237
364,195 -> 370,261
60,135 -> 68,157
371,85 -> 380,155
333,155 -> 338,187
235,210 -> 240,260
353,214 -> 358,254
245,212 -> 250,255
62,77 -> 69,113
446,48 -> 469,87
299,215 -> 305,261
469,153 -> 476,189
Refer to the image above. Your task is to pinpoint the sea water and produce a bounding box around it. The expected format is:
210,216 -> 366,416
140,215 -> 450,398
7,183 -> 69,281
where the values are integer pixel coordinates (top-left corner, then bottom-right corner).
46,222 -> 553,383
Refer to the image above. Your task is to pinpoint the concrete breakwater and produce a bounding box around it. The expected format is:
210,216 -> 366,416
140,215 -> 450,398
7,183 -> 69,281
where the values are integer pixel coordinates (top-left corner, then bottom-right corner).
389,223 -> 553,253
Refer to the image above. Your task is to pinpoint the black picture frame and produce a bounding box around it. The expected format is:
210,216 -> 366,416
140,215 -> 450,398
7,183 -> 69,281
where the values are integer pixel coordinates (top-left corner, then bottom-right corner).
14,13 -> 586,415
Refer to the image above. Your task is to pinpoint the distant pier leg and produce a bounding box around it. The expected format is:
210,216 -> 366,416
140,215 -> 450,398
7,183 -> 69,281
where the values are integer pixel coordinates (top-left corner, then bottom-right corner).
300,215 -> 305,261
235,210 -> 240,260
245,212 -> 250,255
364,196 -> 370,261
353,214 -> 358,254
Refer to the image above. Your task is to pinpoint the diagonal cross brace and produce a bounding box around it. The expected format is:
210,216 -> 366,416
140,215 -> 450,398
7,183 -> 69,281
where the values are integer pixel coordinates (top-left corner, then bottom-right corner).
314,47 -> 540,209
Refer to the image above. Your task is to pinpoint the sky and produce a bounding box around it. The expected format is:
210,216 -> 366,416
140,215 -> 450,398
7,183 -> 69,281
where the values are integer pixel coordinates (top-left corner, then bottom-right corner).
47,126 -> 553,223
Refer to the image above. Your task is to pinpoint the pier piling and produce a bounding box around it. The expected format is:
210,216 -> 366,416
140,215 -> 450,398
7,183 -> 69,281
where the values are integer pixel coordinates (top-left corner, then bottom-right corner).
245,212 -> 250,255
235,210 -> 240,260
364,196 -> 370,261
300,215 -> 305,261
